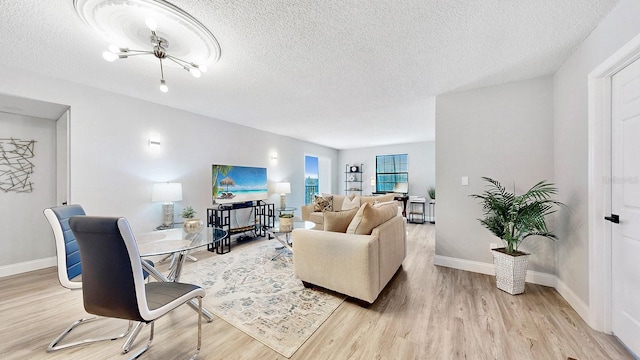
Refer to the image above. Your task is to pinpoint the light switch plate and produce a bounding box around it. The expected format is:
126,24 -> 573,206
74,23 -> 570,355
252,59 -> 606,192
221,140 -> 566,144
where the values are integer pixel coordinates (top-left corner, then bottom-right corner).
461,176 -> 469,186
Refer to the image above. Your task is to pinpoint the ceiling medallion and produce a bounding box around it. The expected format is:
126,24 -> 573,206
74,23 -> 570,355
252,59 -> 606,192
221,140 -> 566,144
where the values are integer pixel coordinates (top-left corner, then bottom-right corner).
73,0 -> 221,92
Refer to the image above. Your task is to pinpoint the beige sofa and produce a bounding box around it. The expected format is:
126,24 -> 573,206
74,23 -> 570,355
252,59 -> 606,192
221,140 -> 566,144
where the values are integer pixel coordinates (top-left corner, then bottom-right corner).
293,201 -> 406,304
301,193 -> 396,229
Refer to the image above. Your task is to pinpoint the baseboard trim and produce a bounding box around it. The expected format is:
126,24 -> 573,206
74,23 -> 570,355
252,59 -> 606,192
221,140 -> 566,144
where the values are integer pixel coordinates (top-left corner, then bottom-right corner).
434,254 -> 495,276
433,255 -> 556,287
433,255 -> 592,323
0,257 -> 56,278
555,278 -> 589,321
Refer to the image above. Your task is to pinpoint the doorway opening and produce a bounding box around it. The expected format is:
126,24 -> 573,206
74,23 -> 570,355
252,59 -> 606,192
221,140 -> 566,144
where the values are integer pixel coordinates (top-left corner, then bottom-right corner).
0,93 -> 70,276
304,155 -> 332,204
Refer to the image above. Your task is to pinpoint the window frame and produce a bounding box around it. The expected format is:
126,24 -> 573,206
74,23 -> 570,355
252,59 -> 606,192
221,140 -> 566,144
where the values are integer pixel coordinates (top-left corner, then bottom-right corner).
375,154 -> 408,193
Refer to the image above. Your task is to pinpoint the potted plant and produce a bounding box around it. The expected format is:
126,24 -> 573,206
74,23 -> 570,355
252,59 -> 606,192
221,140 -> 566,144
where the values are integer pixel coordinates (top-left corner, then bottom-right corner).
279,213 -> 294,231
428,187 -> 435,201
470,177 -> 563,295
181,206 -> 203,235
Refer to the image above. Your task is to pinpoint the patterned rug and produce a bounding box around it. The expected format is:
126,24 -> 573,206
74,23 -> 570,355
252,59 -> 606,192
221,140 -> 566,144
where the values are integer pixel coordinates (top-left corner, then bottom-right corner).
180,240 -> 345,358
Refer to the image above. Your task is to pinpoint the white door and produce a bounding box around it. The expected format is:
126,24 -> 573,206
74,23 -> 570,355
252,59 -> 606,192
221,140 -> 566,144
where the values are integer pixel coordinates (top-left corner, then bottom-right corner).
611,58 -> 640,356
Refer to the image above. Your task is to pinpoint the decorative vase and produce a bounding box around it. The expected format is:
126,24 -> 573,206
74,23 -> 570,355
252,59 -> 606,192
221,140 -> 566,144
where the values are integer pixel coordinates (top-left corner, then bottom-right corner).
492,248 -> 529,295
183,219 -> 204,234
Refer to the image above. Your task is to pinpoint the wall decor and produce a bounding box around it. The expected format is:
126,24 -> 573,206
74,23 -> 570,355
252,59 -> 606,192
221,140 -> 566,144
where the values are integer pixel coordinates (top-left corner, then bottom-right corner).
0,138 -> 36,193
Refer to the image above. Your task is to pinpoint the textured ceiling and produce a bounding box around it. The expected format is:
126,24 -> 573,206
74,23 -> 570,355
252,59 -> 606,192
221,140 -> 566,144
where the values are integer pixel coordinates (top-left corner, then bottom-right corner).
0,0 -> 621,149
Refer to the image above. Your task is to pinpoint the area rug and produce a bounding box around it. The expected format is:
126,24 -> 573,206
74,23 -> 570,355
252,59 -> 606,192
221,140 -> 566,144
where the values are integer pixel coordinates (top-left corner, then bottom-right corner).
179,240 -> 345,358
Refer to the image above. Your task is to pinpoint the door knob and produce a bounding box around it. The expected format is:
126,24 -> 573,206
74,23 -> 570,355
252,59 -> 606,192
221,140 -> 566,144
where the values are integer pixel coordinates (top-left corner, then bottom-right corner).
604,214 -> 620,223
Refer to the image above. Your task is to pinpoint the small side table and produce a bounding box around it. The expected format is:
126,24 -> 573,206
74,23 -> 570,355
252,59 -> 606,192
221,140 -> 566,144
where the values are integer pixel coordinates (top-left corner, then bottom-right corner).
267,220 -> 314,260
408,196 -> 426,224
275,207 -> 297,217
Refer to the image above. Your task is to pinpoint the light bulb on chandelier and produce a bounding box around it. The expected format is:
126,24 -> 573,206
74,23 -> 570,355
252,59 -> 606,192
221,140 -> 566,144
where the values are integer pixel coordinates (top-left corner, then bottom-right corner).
159,79 -> 168,92
102,51 -> 118,62
101,19 -> 207,92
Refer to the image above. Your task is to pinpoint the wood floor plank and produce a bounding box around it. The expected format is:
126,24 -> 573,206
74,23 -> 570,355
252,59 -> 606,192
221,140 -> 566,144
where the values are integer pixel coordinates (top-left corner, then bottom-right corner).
0,223 -> 632,359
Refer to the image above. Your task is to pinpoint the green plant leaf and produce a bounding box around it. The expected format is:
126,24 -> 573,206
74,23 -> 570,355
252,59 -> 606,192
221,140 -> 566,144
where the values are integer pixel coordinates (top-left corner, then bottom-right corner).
470,177 -> 565,254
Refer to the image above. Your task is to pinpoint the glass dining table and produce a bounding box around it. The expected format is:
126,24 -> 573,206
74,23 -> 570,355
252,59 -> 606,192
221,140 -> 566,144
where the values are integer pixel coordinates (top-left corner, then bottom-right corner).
136,227 -> 226,282
135,227 -> 226,321
119,226 -> 227,354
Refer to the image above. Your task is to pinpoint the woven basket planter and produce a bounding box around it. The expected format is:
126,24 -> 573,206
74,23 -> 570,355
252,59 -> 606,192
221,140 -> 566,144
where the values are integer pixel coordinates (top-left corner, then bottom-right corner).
279,216 -> 294,232
492,248 -> 530,295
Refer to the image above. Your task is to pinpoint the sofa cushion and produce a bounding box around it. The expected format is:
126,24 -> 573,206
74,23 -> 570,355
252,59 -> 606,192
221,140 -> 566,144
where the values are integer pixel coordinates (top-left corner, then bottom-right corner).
373,200 -> 396,207
323,208 -> 359,233
360,193 -> 396,206
346,202 -> 398,235
342,195 -> 361,211
314,195 -> 333,212
308,211 -> 324,225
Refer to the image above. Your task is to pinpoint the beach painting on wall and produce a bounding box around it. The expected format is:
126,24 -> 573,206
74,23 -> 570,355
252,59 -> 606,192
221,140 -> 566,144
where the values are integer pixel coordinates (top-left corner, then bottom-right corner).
212,164 -> 268,204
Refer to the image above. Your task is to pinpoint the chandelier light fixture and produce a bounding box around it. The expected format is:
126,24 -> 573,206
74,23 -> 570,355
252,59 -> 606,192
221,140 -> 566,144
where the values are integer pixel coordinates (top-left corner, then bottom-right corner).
74,0 -> 221,93
102,18 -> 206,93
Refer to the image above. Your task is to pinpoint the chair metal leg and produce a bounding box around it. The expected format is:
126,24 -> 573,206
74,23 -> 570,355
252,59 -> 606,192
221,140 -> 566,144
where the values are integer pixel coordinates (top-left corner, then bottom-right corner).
123,296 -> 204,359
47,317 -> 133,352
126,297 -> 202,359
190,297 -> 202,360
128,322 -> 153,360
121,321 -> 145,354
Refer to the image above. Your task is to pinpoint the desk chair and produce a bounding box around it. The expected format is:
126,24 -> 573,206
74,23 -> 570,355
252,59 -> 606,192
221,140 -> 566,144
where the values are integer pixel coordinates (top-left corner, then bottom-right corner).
69,216 -> 205,359
44,205 -> 135,352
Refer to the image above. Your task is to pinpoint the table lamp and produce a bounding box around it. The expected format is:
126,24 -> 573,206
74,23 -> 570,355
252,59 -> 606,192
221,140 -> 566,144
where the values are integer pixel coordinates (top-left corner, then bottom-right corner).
152,182 -> 183,227
275,182 -> 291,209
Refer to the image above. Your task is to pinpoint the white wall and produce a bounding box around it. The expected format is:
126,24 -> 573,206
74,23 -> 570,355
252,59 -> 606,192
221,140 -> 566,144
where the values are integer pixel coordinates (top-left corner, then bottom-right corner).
0,112 -> 56,266
435,75 -> 556,274
338,141 -> 435,197
0,65 -> 338,274
553,0 -> 640,305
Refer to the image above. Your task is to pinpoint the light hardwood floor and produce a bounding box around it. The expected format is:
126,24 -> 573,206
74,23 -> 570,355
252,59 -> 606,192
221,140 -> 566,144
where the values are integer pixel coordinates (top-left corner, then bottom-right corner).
0,223 -> 632,359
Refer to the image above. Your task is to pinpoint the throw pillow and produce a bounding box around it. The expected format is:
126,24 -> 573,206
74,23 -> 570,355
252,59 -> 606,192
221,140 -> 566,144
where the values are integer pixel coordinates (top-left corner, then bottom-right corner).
313,195 -> 333,212
373,200 -> 398,208
346,202 -> 398,235
342,195 -> 361,211
361,193 -> 396,206
323,208 -> 359,233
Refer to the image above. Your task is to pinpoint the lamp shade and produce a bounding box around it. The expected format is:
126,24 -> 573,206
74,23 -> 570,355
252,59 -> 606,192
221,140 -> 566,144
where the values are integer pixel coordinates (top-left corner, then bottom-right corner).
152,182 -> 183,202
275,182 -> 291,194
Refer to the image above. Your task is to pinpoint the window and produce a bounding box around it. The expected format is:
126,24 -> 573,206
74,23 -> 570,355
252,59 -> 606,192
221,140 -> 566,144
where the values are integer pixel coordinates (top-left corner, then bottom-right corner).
376,154 -> 408,192
304,155 -> 319,204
